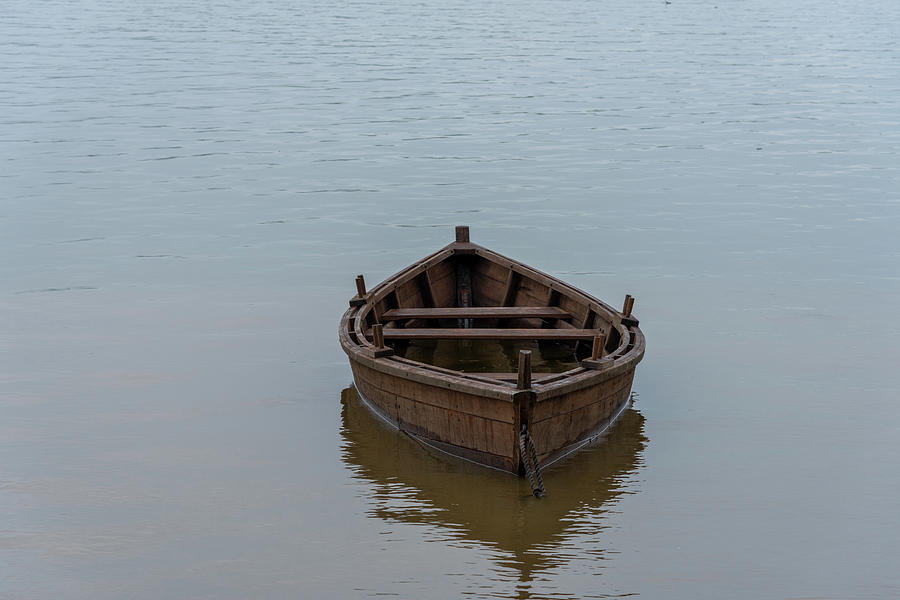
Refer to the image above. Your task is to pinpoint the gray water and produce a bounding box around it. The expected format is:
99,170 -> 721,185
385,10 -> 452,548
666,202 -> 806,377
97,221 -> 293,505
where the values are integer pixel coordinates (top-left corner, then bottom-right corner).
2,0 -> 899,597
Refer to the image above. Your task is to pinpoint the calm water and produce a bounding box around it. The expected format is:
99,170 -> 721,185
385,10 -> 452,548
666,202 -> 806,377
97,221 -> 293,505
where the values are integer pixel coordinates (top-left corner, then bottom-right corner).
2,0 -> 899,597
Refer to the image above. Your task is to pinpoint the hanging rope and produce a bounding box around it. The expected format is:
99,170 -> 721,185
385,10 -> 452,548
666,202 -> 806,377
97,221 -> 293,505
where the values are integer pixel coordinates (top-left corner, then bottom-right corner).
519,425 -> 546,498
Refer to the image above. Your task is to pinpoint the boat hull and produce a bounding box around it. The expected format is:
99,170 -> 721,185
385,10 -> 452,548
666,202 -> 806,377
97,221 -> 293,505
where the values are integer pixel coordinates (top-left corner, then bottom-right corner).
338,230 -> 645,476
349,357 -> 638,474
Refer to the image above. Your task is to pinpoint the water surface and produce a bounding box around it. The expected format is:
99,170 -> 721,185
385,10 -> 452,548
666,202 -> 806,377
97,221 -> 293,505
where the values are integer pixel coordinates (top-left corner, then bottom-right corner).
2,0 -> 899,598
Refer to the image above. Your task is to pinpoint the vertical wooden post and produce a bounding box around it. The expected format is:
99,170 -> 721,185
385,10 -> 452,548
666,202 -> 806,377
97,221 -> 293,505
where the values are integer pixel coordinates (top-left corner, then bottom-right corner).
591,334 -> 606,360
517,350 -> 532,390
622,294 -> 632,315
625,295 -> 635,316
455,225 -> 470,243
371,323 -> 393,358
349,274 -> 368,307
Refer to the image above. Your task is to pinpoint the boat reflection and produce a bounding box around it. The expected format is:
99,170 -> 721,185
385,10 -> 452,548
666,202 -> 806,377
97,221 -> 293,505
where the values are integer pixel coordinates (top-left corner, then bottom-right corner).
340,385 -> 648,583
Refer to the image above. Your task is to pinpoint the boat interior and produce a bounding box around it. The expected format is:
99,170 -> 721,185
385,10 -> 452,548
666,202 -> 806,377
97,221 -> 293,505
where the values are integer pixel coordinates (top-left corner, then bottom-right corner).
345,227 -> 638,384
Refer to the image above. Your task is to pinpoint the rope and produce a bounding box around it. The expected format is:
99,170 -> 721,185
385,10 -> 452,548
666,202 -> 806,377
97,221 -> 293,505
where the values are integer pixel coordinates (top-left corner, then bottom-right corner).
519,425 -> 546,498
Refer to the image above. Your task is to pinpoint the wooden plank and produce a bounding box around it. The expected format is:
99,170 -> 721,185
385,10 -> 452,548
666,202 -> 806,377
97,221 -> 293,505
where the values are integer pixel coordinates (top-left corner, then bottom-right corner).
353,361 -> 515,422
514,277 -> 551,308
425,262 -> 456,306
469,271 -> 507,307
530,385 -> 632,461
472,258 -> 510,287
396,395 -> 514,457
461,372 -> 557,382
394,279 -> 424,309
376,328 -> 602,341
382,307 -> 571,321
531,370 -> 634,422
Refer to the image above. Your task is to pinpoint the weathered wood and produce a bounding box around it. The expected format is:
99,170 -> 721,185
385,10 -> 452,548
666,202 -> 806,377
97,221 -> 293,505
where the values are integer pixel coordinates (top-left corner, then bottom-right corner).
382,307 -> 571,321
517,350 -> 532,390
530,384 -> 632,464
532,370 -> 634,423
338,225 -> 645,476
349,274 -> 367,307
455,225 -> 470,243
456,258 -> 473,328
414,273 -> 435,308
424,260 -> 456,307
371,323 -> 393,358
581,357 -> 615,371
371,302 -> 383,324
372,323 -> 385,348
501,269 -> 519,307
462,372 -> 557,382
352,361 -> 514,422
591,334 -> 605,360
376,328 -> 604,341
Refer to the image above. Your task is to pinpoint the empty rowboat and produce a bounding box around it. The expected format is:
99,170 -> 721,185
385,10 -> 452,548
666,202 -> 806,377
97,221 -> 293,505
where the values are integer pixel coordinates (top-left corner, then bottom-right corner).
338,226 -> 645,492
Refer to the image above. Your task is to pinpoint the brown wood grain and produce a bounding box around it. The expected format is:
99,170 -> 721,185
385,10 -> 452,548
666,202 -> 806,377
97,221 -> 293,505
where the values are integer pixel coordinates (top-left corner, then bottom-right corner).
376,328 -> 603,341
338,229 -> 645,476
382,306 -> 571,320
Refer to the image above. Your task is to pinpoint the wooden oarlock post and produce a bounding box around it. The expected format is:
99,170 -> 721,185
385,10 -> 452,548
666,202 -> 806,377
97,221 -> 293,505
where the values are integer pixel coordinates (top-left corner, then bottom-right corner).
582,331 -> 612,370
349,274 -> 368,307
515,348 -> 545,498
621,294 -> 639,327
373,323 -> 385,348
517,350 -> 532,390
591,333 -> 606,360
455,225 -> 470,243
371,323 -> 393,358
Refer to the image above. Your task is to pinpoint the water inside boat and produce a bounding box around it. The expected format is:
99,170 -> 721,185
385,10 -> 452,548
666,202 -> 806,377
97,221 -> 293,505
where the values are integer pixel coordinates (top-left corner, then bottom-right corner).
395,339 -> 582,374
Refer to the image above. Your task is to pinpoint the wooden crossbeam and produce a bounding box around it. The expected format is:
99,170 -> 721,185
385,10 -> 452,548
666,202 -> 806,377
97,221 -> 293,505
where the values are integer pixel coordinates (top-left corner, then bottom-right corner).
372,328 -> 602,341
468,372 -> 557,381
381,307 -> 571,321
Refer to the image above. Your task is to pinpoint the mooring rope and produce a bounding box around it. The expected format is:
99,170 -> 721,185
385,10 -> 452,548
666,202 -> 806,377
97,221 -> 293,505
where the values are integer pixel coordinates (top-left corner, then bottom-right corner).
518,425 -> 546,498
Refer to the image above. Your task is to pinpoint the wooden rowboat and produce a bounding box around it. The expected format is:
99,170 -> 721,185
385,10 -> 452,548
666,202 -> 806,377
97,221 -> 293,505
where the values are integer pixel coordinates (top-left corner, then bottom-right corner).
338,226 -> 645,491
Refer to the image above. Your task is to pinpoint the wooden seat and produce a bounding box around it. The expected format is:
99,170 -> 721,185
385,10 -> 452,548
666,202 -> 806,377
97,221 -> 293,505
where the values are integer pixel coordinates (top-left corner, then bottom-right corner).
381,307 -> 571,321
464,372 -> 557,381
371,328 -> 603,341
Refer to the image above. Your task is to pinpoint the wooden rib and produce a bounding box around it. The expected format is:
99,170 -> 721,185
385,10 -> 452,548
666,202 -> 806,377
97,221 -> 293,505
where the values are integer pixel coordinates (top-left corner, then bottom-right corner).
573,308 -> 594,354
382,307 -> 571,321
500,269 -> 519,307
374,328 -> 603,341
415,272 -> 435,308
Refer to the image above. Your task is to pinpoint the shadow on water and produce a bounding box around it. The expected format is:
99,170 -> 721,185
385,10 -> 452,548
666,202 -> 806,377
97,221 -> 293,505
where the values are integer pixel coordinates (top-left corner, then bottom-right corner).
339,385 -> 648,587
